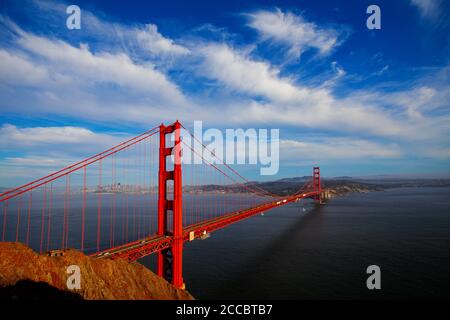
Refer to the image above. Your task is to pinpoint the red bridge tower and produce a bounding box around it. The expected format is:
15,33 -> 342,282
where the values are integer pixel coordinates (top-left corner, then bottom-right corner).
157,121 -> 184,289
313,166 -> 322,204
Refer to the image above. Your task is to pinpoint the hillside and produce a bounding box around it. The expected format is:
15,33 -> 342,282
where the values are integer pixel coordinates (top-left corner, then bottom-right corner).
184,177 -> 381,197
184,176 -> 450,198
0,242 -> 193,300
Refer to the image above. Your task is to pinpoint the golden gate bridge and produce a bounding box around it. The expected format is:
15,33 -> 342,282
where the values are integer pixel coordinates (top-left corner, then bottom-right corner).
0,121 -> 326,289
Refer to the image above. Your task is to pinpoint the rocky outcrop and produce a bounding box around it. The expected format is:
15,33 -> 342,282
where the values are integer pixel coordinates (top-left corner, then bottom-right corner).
0,242 -> 193,300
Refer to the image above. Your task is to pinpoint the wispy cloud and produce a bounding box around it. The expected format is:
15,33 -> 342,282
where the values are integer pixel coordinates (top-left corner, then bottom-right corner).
0,17 -> 194,125
410,0 -> 441,20
136,24 -> 190,56
2,17 -> 447,143
372,65 -> 389,76
0,123 -> 132,185
196,43 -> 421,139
15,31 -> 187,102
0,124 -> 125,147
280,138 -> 401,162
0,1 -> 449,182
198,43 -> 312,103
29,0 -> 190,59
247,8 -> 343,59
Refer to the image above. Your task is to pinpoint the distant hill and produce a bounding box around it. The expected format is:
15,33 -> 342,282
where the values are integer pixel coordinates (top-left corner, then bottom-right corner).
183,175 -> 450,197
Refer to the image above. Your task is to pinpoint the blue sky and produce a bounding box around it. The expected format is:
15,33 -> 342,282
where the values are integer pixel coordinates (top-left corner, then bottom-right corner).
0,0 -> 449,184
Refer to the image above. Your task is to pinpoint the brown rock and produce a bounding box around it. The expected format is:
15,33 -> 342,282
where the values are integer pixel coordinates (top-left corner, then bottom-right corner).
0,242 -> 193,300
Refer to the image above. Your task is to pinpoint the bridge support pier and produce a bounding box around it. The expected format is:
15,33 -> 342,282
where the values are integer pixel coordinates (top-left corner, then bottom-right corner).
157,121 -> 184,289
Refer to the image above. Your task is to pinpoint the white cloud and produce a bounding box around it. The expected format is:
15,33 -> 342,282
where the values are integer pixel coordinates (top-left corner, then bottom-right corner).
425,147 -> 450,158
0,20 -> 193,125
1,18 -> 447,146
410,0 -> 441,20
373,65 -> 389,76
0,124 -> 133,186
247,8 -> 340,59
387,86 -> 437,119
28,0 -> 189,58
0,124 -> 121,146
0,4 -> 449,179
198,43 -> 313,103
1,156 -> 73,168
198,43 -> 413,138
0,124 -> 124,147
0,155 -> 76,186
136,24 -> 190,56
331,61 -> 345,77
280,138 -> 402,162
0,49 -> 52,86
14,31 -> 186,103
234,99 -> 407,137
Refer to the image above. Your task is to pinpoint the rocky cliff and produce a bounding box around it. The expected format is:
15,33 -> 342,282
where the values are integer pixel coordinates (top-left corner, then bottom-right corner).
0,242 -> 193,300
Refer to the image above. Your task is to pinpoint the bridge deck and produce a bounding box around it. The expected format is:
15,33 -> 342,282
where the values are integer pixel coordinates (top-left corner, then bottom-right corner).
92,191 -> 319,261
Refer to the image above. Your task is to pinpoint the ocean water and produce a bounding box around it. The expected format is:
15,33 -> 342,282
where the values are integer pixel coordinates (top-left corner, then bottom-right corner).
142,187 -> 450,299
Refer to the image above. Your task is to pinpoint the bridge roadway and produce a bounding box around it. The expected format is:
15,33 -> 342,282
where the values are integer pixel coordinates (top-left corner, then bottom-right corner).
92,191 -> 320,262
